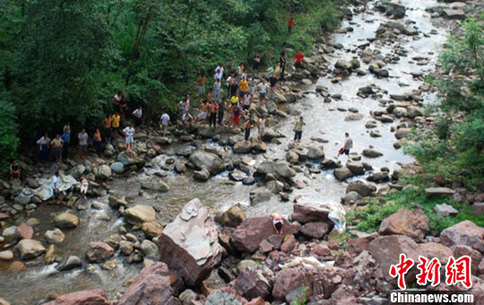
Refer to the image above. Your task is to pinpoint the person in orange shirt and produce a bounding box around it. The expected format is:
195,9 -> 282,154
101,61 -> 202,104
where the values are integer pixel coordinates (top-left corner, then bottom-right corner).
288,17 -> 295,34
294,51 -> 304,69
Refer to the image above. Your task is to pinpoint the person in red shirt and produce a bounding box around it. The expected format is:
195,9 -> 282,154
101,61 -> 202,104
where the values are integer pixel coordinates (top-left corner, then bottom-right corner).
294,51 -> 304,69
288,17 -> 295,34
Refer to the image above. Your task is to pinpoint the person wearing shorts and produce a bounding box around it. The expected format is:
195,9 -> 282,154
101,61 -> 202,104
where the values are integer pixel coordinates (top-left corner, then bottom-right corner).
232,104 -> 241,130
293,116 -> 305,144
271,212 -> 284,234
258,79 -> 269,104
78,129 -> 88,159
123,124 -> 135,152
52,171 -> 61,203
51,134 -> 64,165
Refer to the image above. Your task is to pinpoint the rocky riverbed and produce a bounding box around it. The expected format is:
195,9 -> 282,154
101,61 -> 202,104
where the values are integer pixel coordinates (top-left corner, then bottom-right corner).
1,0 -> 484,304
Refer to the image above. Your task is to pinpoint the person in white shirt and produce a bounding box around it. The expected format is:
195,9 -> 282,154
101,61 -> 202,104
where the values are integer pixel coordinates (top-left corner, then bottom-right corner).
132,106 -> 143,127
258,79 -> 269,104
80,177 -> 89,198
78,129 -> 89,159
52,171 -> 61,203
123,124 -> 135,152
160,113 -> 170,137
36,132 -> 51,161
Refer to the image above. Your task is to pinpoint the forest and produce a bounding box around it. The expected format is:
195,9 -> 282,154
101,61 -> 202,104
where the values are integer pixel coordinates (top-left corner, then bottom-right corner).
0,0 -> 342,167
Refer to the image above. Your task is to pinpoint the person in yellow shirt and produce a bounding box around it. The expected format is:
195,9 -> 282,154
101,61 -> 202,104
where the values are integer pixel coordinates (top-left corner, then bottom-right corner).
111,112 -> 121,139
230,95 -> 239,105
239,76 -> 248,98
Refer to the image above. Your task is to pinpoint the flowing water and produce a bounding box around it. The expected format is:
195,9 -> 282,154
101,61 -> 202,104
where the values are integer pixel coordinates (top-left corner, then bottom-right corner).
0,0 -> 449,303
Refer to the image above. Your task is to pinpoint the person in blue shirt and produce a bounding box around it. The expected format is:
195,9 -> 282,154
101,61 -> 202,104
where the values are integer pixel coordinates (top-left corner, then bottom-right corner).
60,132 -> 70,158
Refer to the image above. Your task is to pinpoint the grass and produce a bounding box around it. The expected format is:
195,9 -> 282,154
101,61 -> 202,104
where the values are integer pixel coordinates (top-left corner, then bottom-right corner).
346,183 -> 483,234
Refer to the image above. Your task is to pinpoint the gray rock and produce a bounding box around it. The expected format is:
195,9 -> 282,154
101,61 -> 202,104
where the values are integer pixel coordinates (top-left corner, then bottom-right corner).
273,161 -> 295,178
395,127 -> 411,139
425,187 -> 456,197
45,228 -> 65,243
141,178 -> 170,192
335,59 -> 352,70
346,181 -> 377,197
307,146 -> 325,160
334,167 -> 353,181
346,161 -> 364,175
434,203 -> 458,217
2,226 -> 18,243
110,162 -> 125,174
189,150 -> 225,174
441,9 -> 466,20
0,250 -> 14,261
124,205 -> 156,224
117,151 -> 140,166
250,187 -> 272,204
362,148 -> 383,158
141,240 -> 159,259
95,165 -> 112,180
179,289 -> 198,305
342,191 -> 362,204
119,241 -> 134,256
57,255 -> 82,271
194,168 -> 211,181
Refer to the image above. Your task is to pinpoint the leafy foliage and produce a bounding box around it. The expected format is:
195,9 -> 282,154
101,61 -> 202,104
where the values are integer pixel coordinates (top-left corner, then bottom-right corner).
0,0 -> 343,167
0,100 -> 19,168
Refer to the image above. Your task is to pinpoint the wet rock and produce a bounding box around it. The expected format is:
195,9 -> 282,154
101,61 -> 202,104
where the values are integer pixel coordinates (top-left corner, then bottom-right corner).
7,261 -> 26,274
433,203 -> 458,217
344,113 -> 364,121
141,222 -> 163,239
14,194 -> 31,205
57,255 -> 82,271
124,205 -> 156,224
425,187 -> 455,197
370,130 -> 381,137
17,239 -> 46,260
233,142 -> 252,154
158,198 -> 222,287
440,220 -> 484,252
174,160 -> 187,174
441,8 -> 466,20
95,165 -> 112,180
321,158 -> 339,169
110,162 -> 125,174
54,212 -> 79,229
189,150 -> 225,174
362,148 -> 383,158
220,205 -> 246,227
14,223 -> 33,240
334,167 -> 353,181
249,187 -> 272,204
117,151 -> 141,166
300,222 -> 331,239
367,171 -> 390,183
141,178 -> 170,192
85,242 -> 114,263
307,146 -> 325,160
346,181 -> 376,197
0,250 -> 14,261
229,170 -> 247,182
194,168 -> 211,181
346,161 -> 364,175
335,60 -> 352,70
266,180 -> 284,194
45,228 -> 65,244
231,216 -> 299,253
341,191 -> 361,204
374,68 -> 389,78
273,161 -> 295,178
234,269 -> 272,300
379,208 -> 429,241
43,289 -> 111,305
395,127 -> 411,139
119,241 -> 133,256
407,106 -> 423,118
141,240 -> 159,259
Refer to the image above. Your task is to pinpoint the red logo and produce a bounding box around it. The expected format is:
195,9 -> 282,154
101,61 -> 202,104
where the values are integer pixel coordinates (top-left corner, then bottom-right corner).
445,256 -> 472,289
389,255 -> 473,290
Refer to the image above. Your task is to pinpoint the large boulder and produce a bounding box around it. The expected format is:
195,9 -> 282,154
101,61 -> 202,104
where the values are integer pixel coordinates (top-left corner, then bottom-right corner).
346,181 -> 376,197
220,205 -> 246,227
249,187 -> 272,204
189,150 -> 225,174
158,198 -> 222,287
440,220 -> 484,253
378,208 -> 429,241
110,162 -> 125,174
95,165 -> 112,180
425,187 -> 455,197
334,167 -> 353,181
362,148 -> 383,158
346,162 -> 364,175
43,289 -> 111,305
335,59 -> 352,70
205,288 -> 247,305
117,151 -> 140,166
231,216 -> 299,253
85,242 -> 114,263
117,262 -> 174,305
300,222 -> 331,239
306,146 -> 325,160
368,235 -> 419,282
124,205 -> 156,224
54,212 -> 79,229
234,269 -> 272,301
291,203 -> 331,224
17,239 -> 45,260
273,161 -> 295,178
272,267 -> 311,303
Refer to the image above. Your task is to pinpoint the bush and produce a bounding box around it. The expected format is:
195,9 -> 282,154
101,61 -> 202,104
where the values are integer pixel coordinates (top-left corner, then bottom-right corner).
0,100 -> 19,169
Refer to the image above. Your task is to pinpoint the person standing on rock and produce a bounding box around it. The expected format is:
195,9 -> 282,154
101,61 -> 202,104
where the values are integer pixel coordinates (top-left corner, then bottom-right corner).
213,78 -> 221,101
132,105 -> 143,127
288,17 -> 295,34
294,51 -> 304,70
239,76 -> 248,98
198,74 -> 207,97
60,131 -> 70,159
293,116 -> 305,144
50,134 -> 64,165
244,114 -> 254,142
160,112 -> 170,137
80,176 -> 89,199
111,112 -> 121,140
123,124 -> 135,153
217,98 -> 225,126
78,128 -> 89,159
253,51 -> 261,72
102,114 -> 112,144
208,100 -> 218,128
36,132 -> 50,161
280,49 -> 286,81
9,159 -> 20,181
52,170 -> 61,203
271,212 -> 284,234
258,79 -> 269,105
270,65 -> 278,88
338,132 -> 353,160
232,103 -> 241,131
242,92 -> 251,111
93,128 -> 102,156
229,78 -> 238,98
258,116 -> 266,143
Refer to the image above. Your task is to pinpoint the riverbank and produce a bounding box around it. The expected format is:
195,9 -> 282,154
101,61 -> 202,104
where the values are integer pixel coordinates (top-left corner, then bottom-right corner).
1,0 -> 484,304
